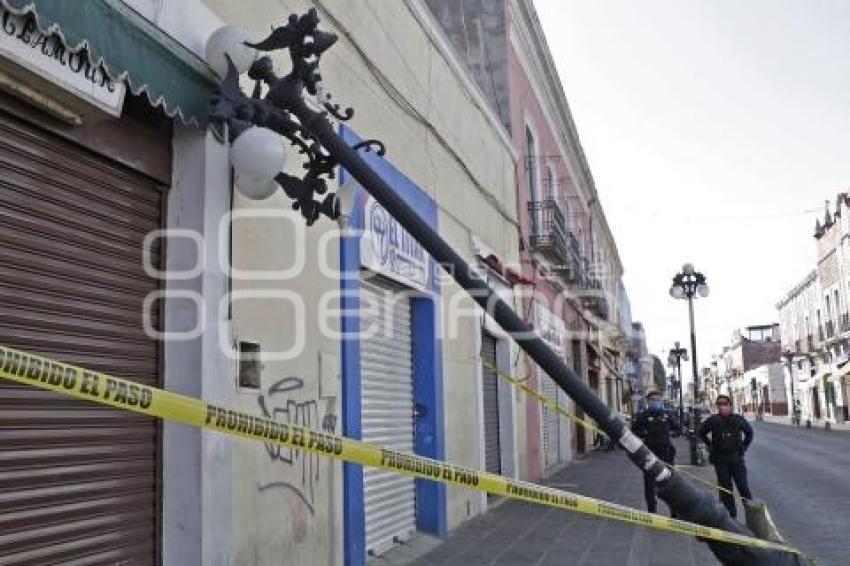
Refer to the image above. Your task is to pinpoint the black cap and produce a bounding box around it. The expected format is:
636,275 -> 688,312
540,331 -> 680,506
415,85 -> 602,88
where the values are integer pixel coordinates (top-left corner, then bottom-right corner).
646,390 -> 661,399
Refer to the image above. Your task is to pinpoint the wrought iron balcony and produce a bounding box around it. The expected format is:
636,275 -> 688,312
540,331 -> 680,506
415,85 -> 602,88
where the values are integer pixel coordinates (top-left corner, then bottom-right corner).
580,276 -> 609,320
528,198 -> 568,260
527,199 -> 586,284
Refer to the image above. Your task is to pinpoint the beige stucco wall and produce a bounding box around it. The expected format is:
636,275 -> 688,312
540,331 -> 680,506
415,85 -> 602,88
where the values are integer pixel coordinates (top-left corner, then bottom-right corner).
202,0 -> 519,563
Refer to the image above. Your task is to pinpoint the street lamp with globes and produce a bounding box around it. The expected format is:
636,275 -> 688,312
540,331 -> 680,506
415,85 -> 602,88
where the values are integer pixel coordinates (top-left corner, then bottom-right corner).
670,263 -> 709,465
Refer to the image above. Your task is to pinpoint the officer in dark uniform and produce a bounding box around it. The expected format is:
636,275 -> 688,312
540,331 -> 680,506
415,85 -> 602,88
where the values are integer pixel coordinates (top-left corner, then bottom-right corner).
632,391 -> 681,514
698,394 -> 754,518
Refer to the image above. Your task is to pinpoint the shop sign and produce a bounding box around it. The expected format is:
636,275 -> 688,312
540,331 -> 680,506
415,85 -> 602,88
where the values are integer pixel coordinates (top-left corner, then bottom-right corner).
1,7 -> 125,115
534,302 -> 566,355
361,195 -> 429,290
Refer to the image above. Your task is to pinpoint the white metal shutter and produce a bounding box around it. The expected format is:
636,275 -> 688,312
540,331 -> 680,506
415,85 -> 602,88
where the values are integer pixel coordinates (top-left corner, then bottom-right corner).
541,374 -> 560,468
481,333 -> 501,474
360,275 -> 416,555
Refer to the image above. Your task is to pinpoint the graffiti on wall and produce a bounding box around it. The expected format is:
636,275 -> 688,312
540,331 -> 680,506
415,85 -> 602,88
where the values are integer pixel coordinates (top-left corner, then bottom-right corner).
256,376 -> 337,515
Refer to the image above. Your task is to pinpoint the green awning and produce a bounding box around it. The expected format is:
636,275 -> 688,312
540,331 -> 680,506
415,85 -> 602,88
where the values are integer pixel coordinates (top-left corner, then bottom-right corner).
3,0 -> 218,126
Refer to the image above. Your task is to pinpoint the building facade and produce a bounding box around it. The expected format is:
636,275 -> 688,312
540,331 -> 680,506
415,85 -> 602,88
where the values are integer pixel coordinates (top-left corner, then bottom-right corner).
0,1 -> 642,565
776,194 -> 850,427
428,0 -> 636,475
720,325 -> 784,414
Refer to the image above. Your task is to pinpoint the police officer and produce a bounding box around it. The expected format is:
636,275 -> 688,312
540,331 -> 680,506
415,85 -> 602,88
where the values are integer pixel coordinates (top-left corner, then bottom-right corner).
632,391 -> 681,514
698,394 -> 754,518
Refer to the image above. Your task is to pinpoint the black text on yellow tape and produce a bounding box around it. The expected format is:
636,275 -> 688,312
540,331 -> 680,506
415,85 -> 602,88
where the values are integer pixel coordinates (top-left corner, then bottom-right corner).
0,345 -> 798,555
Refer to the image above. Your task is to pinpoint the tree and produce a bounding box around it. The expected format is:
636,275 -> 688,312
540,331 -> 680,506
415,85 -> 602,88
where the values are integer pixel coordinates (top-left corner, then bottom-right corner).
651,355 -> 667,393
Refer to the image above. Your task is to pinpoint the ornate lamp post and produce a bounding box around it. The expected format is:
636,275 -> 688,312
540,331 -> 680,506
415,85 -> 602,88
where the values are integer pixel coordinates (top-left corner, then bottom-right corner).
205,12 -> 796,563
668,342 -> 688,424
669,263 -> 709,465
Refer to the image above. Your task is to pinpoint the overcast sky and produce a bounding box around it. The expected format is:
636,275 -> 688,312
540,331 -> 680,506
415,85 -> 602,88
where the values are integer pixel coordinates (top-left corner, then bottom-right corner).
534,0 -> 850,385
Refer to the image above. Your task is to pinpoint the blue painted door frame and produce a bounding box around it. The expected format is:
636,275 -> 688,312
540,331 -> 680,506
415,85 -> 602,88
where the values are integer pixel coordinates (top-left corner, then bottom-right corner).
339,126 -> 446,566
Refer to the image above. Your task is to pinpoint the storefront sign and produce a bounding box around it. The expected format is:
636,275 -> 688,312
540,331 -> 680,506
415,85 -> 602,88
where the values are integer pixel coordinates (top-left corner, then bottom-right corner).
0,8 -> 125,115
533,302 -> 566,355
361,195 -> 429,290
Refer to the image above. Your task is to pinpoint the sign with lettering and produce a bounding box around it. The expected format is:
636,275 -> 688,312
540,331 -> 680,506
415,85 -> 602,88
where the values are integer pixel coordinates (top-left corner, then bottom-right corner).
361,195 -> 429,290
534,302 -> 566,355
0,7 -> 125,116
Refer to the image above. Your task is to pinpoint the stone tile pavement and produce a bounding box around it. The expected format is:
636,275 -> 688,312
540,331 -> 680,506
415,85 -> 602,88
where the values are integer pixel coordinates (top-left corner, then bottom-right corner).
370,438 -> 720,566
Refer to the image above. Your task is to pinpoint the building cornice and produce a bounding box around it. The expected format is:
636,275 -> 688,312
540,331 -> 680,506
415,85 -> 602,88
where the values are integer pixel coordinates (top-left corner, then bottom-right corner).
776,269 -> 817,310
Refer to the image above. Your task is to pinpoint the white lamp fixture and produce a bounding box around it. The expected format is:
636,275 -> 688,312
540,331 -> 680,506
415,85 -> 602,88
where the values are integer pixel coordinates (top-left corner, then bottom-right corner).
235,173 -> 278,200
682,262 -> 695,275
697,284 -> 710,298
230,126 -> 286,178
205,25 -> 257,78
669,285 -> 685,299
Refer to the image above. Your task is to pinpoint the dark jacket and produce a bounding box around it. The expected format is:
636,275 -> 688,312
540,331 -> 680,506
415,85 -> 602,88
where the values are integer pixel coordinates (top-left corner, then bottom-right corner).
698,414 -> 753,462
632,409 -> 680,460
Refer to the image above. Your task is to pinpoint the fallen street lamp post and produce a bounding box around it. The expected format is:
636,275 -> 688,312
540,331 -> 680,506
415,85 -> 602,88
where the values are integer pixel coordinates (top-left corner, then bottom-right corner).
668,342 -> 688,425
207,11 -> 801,564
669,263 -> 709,466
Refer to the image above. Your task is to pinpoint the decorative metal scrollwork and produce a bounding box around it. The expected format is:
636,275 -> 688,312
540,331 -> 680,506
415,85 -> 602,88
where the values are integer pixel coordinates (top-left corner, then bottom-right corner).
210,8 -> 380,225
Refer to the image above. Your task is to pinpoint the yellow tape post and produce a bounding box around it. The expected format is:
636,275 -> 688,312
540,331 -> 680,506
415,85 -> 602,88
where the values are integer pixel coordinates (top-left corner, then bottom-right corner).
0,345 -> 799,555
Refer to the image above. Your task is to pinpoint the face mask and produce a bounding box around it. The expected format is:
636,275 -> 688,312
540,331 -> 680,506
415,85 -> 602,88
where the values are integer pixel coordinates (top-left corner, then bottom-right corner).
648,400 -> 663,411
718,405 -> 732,416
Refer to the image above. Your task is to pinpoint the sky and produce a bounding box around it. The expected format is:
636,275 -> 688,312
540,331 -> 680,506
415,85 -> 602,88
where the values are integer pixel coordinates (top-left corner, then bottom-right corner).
534,0 -> 850,386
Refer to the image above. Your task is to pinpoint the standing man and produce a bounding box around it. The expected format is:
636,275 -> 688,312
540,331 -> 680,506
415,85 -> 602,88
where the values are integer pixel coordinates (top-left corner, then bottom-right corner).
698,394 -> 754,518
632,391 -> 681,515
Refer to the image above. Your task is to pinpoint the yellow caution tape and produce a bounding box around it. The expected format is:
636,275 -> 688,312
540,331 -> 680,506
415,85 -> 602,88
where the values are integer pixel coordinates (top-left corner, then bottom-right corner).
0,345 -> 799,555
480,359 -> 609,437
481,359 -> 746,501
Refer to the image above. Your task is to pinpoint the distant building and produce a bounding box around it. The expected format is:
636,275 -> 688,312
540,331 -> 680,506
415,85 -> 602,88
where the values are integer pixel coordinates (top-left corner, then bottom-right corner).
721,324 -> 784,413
776,195 -> 850,426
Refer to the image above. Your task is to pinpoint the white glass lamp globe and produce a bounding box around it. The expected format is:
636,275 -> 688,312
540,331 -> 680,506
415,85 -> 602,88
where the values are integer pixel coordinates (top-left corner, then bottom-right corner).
230,127 -> 286,181
682,263 -> 695,275
697,284 -> 710,298
235,173 -> 278,200
205,25 -> 257,78
670,285 -> 685,299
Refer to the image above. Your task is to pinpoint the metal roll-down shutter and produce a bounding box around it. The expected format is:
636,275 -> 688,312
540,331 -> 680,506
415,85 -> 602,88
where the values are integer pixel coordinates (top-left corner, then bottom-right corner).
481,333 -> 501,475
360,275 -> 416,555
0,109 -> 162,565
541,374 -> 559,469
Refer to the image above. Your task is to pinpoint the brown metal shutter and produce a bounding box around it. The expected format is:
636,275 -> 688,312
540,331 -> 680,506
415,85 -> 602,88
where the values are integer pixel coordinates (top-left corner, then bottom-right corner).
481,333 -> 501,475
0,109 -> 162,565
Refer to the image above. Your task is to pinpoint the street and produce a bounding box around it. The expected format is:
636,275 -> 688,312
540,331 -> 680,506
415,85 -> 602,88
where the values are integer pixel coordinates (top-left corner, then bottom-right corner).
371,423 -> 849,566
744,422 -> 850,566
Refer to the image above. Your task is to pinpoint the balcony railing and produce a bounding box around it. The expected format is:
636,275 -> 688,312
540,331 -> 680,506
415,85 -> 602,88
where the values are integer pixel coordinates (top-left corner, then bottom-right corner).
527,199 -> 587,285
528,199 -> 568,260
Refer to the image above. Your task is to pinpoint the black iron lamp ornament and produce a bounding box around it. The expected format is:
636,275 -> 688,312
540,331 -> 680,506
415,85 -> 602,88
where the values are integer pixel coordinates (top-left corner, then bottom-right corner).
209,9 -> 385,225
205,11 -> 802,565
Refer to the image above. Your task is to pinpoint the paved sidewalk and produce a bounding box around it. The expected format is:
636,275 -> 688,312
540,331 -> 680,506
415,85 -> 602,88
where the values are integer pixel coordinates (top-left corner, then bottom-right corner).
372,438 -> 720,566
